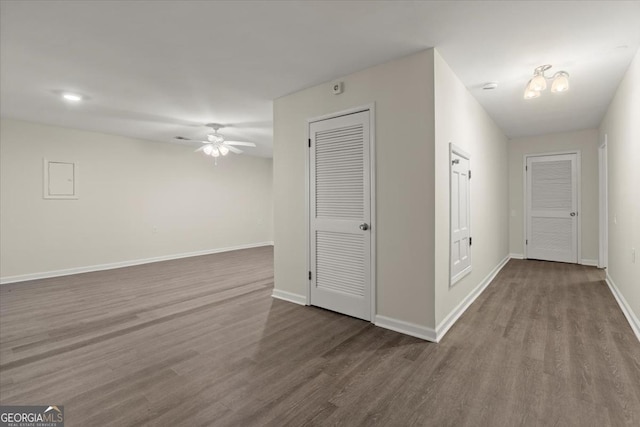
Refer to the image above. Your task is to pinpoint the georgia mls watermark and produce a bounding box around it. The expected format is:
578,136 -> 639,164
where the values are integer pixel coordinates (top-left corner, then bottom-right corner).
0,405 -> 64,427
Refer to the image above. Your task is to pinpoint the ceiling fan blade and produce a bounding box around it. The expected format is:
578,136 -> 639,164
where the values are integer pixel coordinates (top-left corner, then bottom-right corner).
226,145 -> 243,154
194,145 -> 208,152
224,141 -> 256,147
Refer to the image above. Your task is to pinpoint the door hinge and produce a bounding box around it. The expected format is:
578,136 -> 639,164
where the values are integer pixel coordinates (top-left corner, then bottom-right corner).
308,138 -> 311,148
308,271 -> 312,280
469,170 -> 471,179
525,165 -> 528,171
469,237 -> 472,246
526,239 -> 528,245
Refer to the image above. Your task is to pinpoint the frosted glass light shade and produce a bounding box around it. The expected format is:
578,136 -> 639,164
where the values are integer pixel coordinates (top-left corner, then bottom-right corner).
203,144 -> 213,155
551,72 -> 570,93
524,80 -> 540,99
211,147 -> 220,157
219,145 -> 229,156
529,74 -> 547,91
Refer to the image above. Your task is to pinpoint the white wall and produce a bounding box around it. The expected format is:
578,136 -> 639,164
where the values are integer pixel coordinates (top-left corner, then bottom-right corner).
274,50 -> 436,329
0,118 -> 273,281
598,48 -> 640,334
433,51 -> 509,328
508,129 -> 599,262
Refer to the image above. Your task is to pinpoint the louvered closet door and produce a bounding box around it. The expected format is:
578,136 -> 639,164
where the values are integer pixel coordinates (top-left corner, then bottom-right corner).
526,154 -> 578,263
310,110 -> 371,321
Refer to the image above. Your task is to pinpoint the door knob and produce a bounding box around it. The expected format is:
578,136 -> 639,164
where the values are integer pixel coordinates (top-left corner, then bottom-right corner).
359,223 -> 369,231
570,212 -> 576,217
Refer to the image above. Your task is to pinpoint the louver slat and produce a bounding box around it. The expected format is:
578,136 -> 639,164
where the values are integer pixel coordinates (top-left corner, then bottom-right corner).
532,160 -> 572,210
316,231 -> 365,297
531,218 -> 573,253
315,124 -> 364,220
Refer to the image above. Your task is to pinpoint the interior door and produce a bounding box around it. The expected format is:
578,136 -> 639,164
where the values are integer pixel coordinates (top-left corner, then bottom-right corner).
526,153 -> 578,263
451,148 -> 471,283
309,110 -> 371,321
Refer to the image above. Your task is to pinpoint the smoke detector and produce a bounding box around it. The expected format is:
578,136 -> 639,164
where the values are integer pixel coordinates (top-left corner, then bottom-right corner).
482,82 -> 499,90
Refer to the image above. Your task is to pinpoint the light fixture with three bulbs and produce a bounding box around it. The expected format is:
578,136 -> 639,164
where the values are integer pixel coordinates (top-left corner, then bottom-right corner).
524,65 -> 570,99
202,142 -> 230,158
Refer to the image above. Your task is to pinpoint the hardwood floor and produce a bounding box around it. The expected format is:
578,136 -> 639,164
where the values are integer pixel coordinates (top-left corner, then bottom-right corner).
1,248 -> 639,426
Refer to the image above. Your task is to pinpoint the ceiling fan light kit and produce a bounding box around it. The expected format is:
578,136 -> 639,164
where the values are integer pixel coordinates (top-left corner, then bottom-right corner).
524,64 -> 570,99
176,123 -> 257,165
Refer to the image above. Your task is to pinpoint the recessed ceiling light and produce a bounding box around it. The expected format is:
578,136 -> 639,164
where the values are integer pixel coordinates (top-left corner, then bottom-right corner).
62,92 -> 83,102
482,82 -> 498,90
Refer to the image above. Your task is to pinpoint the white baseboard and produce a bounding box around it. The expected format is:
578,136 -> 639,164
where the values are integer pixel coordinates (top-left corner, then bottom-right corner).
0,241 -> 275,285
271,289 -> 307,306
604,271 -> 640,342
375,315 -> 438,342
581,259 -> 598,266
435,254 -> 511,341
509,253 -> 524,259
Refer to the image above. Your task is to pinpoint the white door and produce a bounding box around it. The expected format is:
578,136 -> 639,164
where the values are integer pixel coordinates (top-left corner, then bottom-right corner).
309,110 -> 371,321
526,153 -> 578,263
450,147 -> 471,283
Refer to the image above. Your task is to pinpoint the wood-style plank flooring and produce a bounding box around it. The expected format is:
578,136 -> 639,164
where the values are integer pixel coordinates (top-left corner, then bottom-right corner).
1,247 -> 639,426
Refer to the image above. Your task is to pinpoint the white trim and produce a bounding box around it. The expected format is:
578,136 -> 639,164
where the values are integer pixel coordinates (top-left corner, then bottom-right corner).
271,289 -> 307,306
509,253 -> 524,259
374,315 -> 438,342
305,112 -> 311,305
436,255 -> 510,341
369,106 -> 377,321
580,259 -> 598,267
43,158 -> 79,200
598,137 -> 608,269
0,241 -> 274,285
523,150 -> 582,263
522,159 -> 527,257
605,271 -> 640,342
450,267 -> 472,285
306,105 -> 372,124
376,254 -> 511,343
306,103 -> 376,321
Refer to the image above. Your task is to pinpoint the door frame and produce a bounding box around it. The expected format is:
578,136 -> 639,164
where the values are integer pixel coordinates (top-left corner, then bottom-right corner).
305,103 -> 376,321
523,150 -> 581,263
449,143 -> 472,286
598,136 -> 608,269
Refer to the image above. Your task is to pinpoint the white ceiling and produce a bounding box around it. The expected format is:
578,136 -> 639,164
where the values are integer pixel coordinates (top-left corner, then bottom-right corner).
2,1 -> 639,157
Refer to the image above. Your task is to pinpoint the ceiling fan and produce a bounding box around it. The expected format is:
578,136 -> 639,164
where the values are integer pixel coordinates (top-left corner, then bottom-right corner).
175,123 -> 257,164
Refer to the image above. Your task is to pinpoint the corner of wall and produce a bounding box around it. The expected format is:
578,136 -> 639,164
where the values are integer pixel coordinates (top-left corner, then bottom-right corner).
432,50 -> 510,329
597,47 -> 640,339
273,49 -> 439,331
